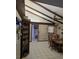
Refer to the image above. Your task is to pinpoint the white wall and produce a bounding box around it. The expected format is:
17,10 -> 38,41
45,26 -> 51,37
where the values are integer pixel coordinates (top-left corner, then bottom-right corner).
16,10 -> 21,59
48,23 -> 63,39
39,24 -> 48,41
57,23 -> 63,38
48,26 -> 54,33
54,23 -> 63,39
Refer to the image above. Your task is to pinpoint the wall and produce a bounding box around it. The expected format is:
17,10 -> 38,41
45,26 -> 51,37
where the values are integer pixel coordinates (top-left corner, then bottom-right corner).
16,10 -> 22,59
39,24 -> 48,41
54,23 -> 63,39
16,10 -> 22,20
48,25 -> 54,33
57,23 -> 63,38
47,22 -> 63,39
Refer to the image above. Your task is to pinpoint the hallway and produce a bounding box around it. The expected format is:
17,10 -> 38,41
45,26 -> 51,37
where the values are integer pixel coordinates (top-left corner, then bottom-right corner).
16,0 -> 63,58
22,41 -> 63,59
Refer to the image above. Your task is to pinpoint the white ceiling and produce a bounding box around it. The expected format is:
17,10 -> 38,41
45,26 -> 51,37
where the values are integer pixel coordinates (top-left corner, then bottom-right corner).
37,2 -> 63,17
25,0 -> 63,23
25,11 -> 51,23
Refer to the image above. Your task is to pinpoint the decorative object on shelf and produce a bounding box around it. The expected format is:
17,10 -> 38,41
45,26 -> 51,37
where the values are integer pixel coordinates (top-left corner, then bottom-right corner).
16,17 -> 21,40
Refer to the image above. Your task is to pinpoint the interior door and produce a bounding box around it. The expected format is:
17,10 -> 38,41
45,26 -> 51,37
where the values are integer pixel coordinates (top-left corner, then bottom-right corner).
38,24 -> 48,41
21,19 -> 30,58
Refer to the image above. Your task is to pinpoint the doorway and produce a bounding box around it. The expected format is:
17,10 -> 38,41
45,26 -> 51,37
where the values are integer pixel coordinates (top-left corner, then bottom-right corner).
32,23 -> 39,42
31,23 -> 49,42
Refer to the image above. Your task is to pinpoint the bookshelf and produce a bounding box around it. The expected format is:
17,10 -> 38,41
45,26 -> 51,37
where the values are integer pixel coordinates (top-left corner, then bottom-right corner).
21,19 -> 30,58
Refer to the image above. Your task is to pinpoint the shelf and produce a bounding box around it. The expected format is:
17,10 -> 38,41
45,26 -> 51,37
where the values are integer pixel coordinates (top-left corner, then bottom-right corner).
22,25 -> 28,29
22,31 -> 28,34
21,19 -> 30,58
22,36 -> 28,39
22,41 -> 28,46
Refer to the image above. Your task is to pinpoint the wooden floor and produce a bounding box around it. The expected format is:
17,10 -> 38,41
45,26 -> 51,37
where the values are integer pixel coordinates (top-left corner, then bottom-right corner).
22,41 -> 63,59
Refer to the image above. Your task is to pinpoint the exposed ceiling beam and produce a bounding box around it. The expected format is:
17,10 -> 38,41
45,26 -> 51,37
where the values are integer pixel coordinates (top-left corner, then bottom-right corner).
25,5 -> 63,24
31,22 -> 54,25
32,2 -> 63,18
16,0 -> 25,19
25,9 -> 55,24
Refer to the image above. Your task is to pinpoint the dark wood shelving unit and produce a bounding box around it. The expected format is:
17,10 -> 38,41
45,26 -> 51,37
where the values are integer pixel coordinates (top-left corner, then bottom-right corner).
21,19 -> 30,58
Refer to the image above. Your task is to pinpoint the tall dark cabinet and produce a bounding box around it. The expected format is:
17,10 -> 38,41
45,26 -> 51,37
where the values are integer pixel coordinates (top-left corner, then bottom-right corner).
21,19 -> 30,58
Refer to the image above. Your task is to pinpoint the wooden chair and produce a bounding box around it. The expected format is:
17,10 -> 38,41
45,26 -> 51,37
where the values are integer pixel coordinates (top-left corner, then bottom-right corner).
51,33 -> 59,49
